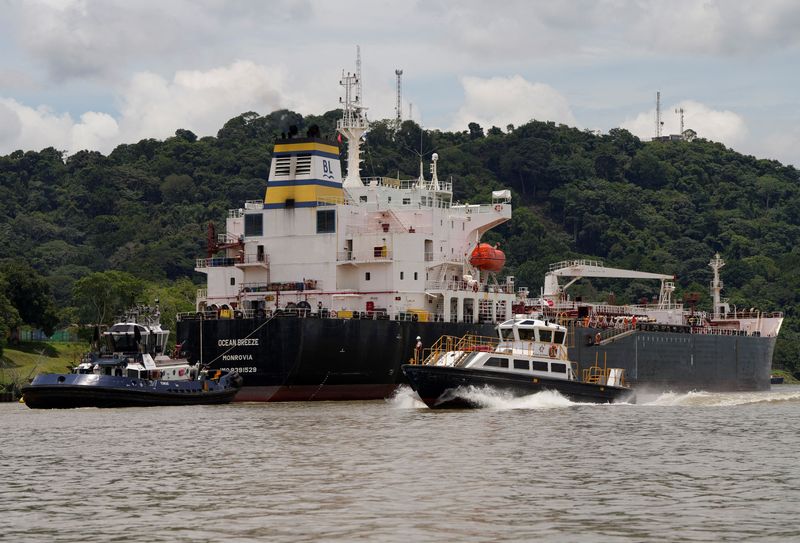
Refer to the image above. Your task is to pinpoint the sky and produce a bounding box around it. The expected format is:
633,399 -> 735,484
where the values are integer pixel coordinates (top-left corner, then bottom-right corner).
1,0 -> 799,167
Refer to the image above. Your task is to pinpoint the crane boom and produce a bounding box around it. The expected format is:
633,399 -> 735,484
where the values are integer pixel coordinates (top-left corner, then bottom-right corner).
543,259 -> 675,301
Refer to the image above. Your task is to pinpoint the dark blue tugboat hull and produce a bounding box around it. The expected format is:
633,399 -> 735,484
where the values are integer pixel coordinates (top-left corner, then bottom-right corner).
21,373 -> 242,409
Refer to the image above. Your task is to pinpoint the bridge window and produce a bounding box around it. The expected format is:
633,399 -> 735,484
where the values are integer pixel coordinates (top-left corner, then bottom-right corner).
518,329 -> 535,341
316,209 -> 335,233
539,329 -> 553,343
551,363 -> 567,373
553,331 -> 565,344
245,213 -> 263,237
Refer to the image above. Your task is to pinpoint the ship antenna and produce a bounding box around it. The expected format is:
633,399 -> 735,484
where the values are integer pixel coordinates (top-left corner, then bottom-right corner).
338,45 -> 369,188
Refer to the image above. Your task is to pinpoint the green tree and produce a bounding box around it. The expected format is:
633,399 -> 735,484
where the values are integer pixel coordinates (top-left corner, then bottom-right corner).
0,261 -> 59,335
71,271 -> 146,325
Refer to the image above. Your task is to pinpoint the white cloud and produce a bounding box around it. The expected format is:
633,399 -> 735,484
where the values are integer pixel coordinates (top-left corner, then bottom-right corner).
115,60 -> 291,145
0,60 -> 301,155
620,100 -> 747,146
449,76 -> 576,132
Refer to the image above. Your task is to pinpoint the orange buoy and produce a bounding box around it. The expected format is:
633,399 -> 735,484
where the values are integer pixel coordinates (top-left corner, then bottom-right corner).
469,243 -> 505,272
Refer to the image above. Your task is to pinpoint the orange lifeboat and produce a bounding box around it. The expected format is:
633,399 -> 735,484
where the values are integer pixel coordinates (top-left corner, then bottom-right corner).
469,243 -> 505,272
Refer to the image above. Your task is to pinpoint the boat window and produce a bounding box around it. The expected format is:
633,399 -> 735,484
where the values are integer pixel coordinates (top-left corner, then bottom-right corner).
484,357 -> 509,368
521,320 -> 536,325
518,329 -> 535,341
553,330 -> 566,344
513,359 -> 529,370
539,329 -> 553,343
532,361 -> 548,372
499,328 -> 514,341
551,363 -> 567,373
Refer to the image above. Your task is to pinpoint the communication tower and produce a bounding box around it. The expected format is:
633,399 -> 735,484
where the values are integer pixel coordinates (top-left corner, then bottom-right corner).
655,91 -> 663,138
675,107 -> 685,136
395,69 -> 403,124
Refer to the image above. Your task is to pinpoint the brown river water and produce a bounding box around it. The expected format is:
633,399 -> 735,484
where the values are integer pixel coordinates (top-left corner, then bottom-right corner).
2,386 -> 800,542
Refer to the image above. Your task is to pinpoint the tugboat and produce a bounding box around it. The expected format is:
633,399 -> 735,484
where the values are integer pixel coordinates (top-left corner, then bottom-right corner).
22,304 -> 242,409
402,316 -> 634,409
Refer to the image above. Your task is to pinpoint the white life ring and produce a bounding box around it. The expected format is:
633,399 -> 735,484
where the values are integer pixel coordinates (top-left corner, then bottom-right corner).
494,204 -> 502,212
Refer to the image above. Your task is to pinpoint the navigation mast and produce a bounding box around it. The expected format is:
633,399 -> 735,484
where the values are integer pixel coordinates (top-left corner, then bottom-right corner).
337,46 -> 369,188
709,253 -> 729,319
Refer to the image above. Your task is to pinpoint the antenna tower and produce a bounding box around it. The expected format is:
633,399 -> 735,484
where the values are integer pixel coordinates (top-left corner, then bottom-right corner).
337,46 -> 369,189
655,91 -> 662,138
395,69 -> 403,124
675,107 -> 685,135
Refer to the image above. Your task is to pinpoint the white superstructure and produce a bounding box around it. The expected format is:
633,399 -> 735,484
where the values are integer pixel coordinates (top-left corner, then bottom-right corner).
194,60 -> 515,324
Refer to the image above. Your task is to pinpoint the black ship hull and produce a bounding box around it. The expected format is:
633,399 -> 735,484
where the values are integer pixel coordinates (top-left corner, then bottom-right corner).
175,315 -> 776,402
401,364 -> 634,408
22,373 -> 242,409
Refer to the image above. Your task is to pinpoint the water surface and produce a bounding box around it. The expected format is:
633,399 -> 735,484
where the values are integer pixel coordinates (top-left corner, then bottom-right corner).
2,386 -> 800,542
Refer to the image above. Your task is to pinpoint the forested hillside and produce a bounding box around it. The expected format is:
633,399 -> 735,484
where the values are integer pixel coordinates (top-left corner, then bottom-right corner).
0,110 -> 798,371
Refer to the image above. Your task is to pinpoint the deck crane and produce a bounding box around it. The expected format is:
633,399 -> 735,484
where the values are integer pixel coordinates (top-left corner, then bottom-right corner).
543,260 -> 676,309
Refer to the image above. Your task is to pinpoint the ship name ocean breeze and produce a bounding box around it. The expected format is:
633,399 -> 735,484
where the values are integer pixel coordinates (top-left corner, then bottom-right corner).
217,338 -> 259,347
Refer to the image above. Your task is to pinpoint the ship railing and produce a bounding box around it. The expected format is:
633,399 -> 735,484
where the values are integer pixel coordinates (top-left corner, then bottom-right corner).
244,200 -> 264,210
582,359 -> 627,387
238,254 -> 269,265
196,256 -> 240,268
337,250 -> 393,262
451,203 -> 505,214
345,224 -> 434,235
549,259 -> 604,271
417,333 -> 499,365
228,208 -> 244,219
690,326 -> 761,337
176,307 -> 516,325
317,195 -> 355,206
718,310 -> 784,320
424,280 -> 515,294
196,288 -> 207,303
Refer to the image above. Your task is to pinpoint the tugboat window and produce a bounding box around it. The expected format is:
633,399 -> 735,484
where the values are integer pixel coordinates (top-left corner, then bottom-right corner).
551,363 -> 567,373
532,361 -> 548,372
553,331 -> 566,344
499,328 -> 514,340
365,272 -> 371,281
539,329 -> 553,343
316,209 -> 335,233
518,329 -> 535,341
484,357 -> 509,368
244,213 -> 263,237
514,359 -> 529,370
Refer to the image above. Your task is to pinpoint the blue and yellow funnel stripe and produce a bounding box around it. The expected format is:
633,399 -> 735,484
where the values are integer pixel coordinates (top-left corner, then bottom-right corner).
265,138 -> 343,208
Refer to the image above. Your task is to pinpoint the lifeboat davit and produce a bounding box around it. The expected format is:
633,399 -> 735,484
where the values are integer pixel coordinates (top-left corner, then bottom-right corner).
469,243 -> 505,272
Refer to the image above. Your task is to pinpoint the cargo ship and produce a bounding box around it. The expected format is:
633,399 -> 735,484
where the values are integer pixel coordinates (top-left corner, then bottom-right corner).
175,55 -> 783,401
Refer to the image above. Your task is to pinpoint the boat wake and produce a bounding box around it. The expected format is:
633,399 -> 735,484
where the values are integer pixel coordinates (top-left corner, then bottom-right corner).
642,388 -> 800,407
389,385 -> 575,410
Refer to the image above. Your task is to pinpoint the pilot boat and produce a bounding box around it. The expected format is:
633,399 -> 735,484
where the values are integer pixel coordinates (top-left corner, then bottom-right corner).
22,305 -> 242,409
401,316 -> 634,409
